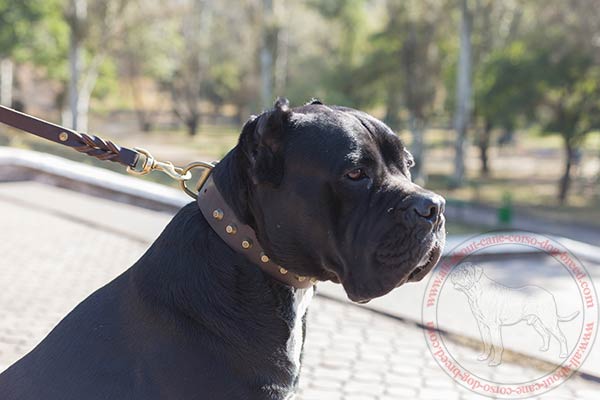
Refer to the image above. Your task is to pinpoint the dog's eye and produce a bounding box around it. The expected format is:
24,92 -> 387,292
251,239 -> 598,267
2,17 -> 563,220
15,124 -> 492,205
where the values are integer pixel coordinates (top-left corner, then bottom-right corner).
346,168 -> 368,181
405,157 -> 415,169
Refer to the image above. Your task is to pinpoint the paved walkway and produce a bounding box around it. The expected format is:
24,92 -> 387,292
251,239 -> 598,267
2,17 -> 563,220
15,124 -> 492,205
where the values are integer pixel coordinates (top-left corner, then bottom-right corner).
0,181 -> 599,399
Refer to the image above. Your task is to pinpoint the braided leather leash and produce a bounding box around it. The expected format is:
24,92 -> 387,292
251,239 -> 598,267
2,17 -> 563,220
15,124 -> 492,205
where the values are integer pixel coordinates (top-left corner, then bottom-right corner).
0,105 -> 205,193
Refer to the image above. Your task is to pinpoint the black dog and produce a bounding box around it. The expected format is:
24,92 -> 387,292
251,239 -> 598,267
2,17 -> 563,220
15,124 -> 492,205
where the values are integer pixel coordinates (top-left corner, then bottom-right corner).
0,99 -> 445,399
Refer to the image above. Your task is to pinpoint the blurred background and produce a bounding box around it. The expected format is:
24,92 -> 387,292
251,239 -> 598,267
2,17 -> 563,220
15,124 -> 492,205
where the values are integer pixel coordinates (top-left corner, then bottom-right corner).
0,0 -> 599,236
1,1 -> 600,398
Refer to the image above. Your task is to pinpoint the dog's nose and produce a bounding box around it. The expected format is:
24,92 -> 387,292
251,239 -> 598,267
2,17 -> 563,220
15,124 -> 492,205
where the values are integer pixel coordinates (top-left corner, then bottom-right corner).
412,194 -> 445,223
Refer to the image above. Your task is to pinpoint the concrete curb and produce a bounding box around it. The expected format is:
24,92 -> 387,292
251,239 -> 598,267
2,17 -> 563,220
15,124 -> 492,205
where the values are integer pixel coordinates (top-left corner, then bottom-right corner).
0,147 -> 189,212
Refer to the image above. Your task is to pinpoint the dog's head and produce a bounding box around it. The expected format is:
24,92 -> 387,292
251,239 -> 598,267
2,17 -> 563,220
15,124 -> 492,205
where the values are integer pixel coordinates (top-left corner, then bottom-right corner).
450,263 -> 483,291
229,98 -> 445,303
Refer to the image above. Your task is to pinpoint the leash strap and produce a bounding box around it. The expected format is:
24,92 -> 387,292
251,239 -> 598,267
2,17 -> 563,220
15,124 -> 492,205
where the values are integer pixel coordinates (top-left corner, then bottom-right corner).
0,105 -> 196,182
0,105 -> 141,168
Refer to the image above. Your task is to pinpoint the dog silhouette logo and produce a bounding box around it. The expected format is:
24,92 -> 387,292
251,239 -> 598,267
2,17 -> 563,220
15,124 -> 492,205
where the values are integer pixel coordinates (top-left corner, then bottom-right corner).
450,262 -> 580,367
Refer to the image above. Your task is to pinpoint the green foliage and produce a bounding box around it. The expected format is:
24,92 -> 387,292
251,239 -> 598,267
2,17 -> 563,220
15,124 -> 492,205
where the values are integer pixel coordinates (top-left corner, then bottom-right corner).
532,45 -> 600,146
474,41 -> 538,130
26,0 -> 69,82
305,0 -> 373,108
0,0 -> 46,57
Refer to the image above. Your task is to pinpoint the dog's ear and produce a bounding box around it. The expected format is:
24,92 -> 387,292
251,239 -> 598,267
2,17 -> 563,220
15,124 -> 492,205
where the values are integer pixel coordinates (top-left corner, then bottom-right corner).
473,265 -> 484,282
239,97 -> 291,186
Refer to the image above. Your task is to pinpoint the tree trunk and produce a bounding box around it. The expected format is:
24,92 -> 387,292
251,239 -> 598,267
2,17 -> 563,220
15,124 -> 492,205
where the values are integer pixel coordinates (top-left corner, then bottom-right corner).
274,1 -> 289,95
479,120 -> 491,176
76,79 -> 93,133
136,110 -> 152,132
260,0 -> 274,108
68,0 -> 87,131
384,85 -> 402,131
130,78 -> 152,132
409,114 -> 426,184
452,0 -> 473,187
559,139 -> 574,205
0,58 -> 13,107
186,115 -> 199,136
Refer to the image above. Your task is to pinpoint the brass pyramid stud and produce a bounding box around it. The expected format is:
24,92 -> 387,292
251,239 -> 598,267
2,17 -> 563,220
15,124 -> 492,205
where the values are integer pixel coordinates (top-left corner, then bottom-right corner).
212,209 -> 224,220
260,253 -> 270,263
279,267 -> 288,275
296,275 -> 306,282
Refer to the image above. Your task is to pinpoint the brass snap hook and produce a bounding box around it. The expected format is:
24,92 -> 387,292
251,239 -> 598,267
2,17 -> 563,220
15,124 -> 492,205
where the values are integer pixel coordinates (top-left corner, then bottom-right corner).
127,148 -> 192,181
179,161 -> 217,199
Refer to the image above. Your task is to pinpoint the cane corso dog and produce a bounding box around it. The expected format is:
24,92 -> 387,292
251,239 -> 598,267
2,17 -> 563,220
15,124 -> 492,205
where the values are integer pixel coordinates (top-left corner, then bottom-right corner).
451,262 -> 579,366
0,99 -> 445,399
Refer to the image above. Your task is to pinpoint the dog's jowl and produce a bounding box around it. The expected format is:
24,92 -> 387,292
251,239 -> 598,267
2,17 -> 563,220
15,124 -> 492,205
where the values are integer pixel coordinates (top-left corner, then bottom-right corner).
0,99 -> 445,400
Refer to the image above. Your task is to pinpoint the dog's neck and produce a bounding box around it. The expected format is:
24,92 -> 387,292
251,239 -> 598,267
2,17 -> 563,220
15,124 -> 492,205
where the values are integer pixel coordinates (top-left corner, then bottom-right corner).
131,203 -> 312,393
211,146 -> 256,228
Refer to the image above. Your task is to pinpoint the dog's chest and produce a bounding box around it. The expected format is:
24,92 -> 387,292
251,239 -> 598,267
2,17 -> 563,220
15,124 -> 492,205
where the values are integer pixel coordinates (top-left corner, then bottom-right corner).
286,286 -> 314,372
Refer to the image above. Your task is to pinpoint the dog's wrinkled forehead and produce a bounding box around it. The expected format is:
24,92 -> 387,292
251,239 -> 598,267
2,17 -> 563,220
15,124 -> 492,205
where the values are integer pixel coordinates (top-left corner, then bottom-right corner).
289,104 -> 411,170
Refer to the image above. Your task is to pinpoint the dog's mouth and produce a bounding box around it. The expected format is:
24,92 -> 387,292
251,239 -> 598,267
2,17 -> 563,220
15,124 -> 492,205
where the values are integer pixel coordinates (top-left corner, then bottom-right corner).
407,242 -> 443,282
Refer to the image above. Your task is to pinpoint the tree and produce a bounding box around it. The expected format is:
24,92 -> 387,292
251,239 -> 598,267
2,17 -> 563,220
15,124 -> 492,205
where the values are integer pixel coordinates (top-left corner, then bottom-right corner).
0,0 -> 45,106
307,0 -> 373,108
117,2 -> 181,132
470,0 -> 523,175
532,47 -> 600,204
474,42 -> 538,175
451,0 -> 473,187
260,0 -> 275,109
159,0 -> 215,136
65,0 -> 136,131
365,0 -> 446,183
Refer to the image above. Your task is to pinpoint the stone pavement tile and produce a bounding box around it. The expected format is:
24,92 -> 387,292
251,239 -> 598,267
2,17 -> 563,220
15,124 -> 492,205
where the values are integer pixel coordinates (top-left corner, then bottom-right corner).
0,197 -> 147,370
383,385 -> 419,398
419,388 -> 462,399
297,388 -> 343,400
573,387 -> 600,400
343,381 -> 385,396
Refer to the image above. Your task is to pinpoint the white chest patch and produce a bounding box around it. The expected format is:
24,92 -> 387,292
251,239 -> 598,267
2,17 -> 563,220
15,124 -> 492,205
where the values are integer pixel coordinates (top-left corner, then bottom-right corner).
287,286 -> 314,372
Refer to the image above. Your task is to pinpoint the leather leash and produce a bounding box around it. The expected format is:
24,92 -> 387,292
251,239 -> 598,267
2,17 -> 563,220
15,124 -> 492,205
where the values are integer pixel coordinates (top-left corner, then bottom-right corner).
0,105 -> 316,288
0,105 -> 193,183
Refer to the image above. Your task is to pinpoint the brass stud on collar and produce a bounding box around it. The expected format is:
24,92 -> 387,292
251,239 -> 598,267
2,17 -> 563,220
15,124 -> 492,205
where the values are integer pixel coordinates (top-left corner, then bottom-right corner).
58,132 -> 69,142
296,276 -> 306,282
212,209 -> 224,220
310,277 -> 318,284
260,253 -> 270,263
279,267 -> 288,275
225,224 -> 237,234
241,239 -> 252,249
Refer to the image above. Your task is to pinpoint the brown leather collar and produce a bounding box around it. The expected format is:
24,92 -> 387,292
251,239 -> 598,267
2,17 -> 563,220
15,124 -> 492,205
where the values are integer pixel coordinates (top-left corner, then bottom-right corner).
197,175 -> 316,289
